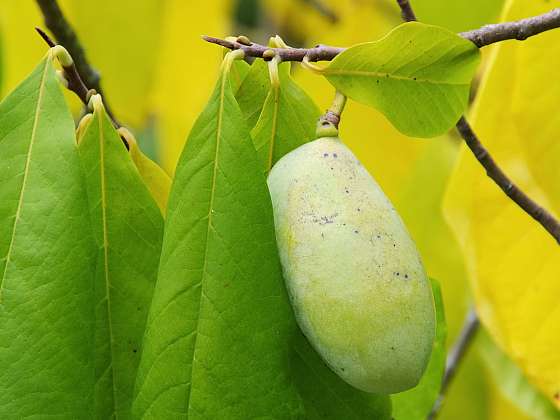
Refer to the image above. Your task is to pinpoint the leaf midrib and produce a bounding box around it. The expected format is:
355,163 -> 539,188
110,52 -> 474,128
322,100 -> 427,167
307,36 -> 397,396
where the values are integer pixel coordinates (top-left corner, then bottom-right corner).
185,72 -> 228,414
0,58 -> 49,303
97,111 -> 119,419
325,68 -> 466,86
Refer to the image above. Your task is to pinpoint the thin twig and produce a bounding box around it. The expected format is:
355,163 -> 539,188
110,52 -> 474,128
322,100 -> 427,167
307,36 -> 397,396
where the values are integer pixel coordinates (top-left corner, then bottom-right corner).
396,0 -> 417,22
202,36 -> 344,62
35,0 -> 119,124
456,117 -> 560,243
204,8 -> 560,61
461,8 -> 560,47
428,309 -> 480,419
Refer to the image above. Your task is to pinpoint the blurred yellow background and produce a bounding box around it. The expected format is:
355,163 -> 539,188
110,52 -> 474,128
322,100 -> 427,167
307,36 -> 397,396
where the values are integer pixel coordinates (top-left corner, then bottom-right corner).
1,1 -> 556,419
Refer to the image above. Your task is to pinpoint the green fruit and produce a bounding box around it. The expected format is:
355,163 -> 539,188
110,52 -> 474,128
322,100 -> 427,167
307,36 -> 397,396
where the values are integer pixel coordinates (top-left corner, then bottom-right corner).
267,135 -> 435,394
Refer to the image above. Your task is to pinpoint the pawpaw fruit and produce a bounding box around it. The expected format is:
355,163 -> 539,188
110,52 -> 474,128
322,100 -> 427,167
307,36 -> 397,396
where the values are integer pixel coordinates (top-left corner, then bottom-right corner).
268,135 -> 435,394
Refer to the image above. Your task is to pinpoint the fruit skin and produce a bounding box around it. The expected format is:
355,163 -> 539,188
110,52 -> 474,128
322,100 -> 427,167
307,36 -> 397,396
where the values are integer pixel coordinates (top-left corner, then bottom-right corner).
268,136 -> 435,394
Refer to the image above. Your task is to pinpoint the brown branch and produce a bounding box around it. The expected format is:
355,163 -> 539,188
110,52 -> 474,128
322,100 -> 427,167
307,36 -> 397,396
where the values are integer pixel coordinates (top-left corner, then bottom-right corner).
461,8 -> 560,47
202,35 -> 344,62
204,8 -> 560,61
457,117 -> 560,243
396,0 -> 417,22
35,0 -> 119,125
428,308 -> 479,420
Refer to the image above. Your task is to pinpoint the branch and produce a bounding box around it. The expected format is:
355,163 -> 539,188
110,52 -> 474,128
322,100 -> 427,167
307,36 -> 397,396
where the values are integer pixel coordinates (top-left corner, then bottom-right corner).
396,0 -> 417,22
461,8 -> 560,47
457,117 -> 560,243
204,8 -> 560,61
202,36 -> 344,62
35,0 -> 119,124
428,308 -> 479,420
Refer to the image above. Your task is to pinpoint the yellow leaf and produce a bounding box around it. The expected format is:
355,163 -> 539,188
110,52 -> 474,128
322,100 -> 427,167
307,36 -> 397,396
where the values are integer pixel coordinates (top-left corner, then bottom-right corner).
118,127 -> 171,216
150,0 -> 230,173
444,0 -> 560,407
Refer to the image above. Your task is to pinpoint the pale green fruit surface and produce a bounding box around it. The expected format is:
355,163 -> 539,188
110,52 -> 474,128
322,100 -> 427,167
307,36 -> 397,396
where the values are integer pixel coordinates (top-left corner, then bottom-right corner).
268,136 -> 436,394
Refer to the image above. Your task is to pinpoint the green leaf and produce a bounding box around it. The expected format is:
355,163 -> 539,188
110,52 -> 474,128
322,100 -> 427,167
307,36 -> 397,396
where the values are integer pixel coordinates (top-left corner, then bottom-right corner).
479,330 -> 560,420
251,61 -> 320,172
0,54 -> 96,416
235,58 -> 270,128
133,56 -> 304,418
322,22 -> 480,138
392,278 -> 447,420
77,96 -> 164,418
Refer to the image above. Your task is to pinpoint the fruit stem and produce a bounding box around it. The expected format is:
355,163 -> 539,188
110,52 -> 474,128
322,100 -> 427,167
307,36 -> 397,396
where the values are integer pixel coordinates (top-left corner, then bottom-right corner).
329,90 -> 347,117
316,90 -> 347,138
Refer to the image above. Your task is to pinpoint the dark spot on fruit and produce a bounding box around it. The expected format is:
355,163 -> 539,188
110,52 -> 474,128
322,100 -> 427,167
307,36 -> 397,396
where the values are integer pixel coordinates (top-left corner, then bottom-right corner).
404,274 -> 409,279
395,272 -> 400,276
390,346 -> 395,350
554,392 -> 559,400
377,235 -> 381,239
341,367 -> 345,372
345,189 -> 349,194
333,153 -> 338,158
393,243 -> 396,247
133,349 -> 138,353
357,208 -> 361,212
354,230 -> 359,234
376,79 -> 379,84
323,153 -> 329,157
321,232 -> 324,238
137,307 -> 141,311
413,77 -> 417,81
342,223 -> 346,226
330,167 -> 334,170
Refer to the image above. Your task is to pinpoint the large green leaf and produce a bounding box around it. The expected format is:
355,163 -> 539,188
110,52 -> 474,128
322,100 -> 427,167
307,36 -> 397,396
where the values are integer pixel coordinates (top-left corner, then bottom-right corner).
392,278 -> 447,420
77,96 -> 164,418
133,54 -> 304,418
0,53 -> 96,416
251,60 -> 320,172
322,22 -> 480,138
479,330 -> 560,420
